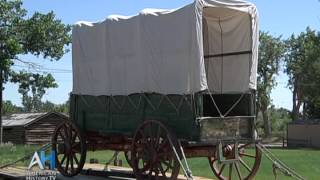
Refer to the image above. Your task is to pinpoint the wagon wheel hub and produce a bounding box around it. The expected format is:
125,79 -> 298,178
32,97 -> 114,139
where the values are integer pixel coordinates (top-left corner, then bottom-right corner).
209,143 -> 262,180
64,141 -> 72,154
223,145 -> 234,159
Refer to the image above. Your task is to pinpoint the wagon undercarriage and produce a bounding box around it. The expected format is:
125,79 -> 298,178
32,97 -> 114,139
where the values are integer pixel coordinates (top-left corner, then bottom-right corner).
52,119 -> 262,180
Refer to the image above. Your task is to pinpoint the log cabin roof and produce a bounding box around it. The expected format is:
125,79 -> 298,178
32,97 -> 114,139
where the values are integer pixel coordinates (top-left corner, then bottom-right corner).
2,112 -> 68,127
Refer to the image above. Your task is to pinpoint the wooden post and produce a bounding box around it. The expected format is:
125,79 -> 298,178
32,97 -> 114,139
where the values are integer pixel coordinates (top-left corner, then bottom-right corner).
286,123 -> 289,148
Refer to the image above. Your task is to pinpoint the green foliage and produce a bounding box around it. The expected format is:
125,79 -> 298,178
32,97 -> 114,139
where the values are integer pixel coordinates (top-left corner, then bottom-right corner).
10,71 -> 57,111
285,27 -> 320,119
257,31 -> 286,136
1,100 -> 23,115
1,99 -> 69,114
41,100 -> 69,113
0,0 -> 26,78
258,32 -> 286,108
20,11 -> 71,60
269,106 -> 291,132
0,0 -> 71,112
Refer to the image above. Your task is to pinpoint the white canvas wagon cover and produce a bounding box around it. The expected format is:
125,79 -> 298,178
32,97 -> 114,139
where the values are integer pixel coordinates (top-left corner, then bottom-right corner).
72,0 -> 259,96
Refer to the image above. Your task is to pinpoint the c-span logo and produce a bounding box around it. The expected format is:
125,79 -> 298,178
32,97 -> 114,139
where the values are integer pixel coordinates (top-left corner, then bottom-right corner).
28,150 -> 56,170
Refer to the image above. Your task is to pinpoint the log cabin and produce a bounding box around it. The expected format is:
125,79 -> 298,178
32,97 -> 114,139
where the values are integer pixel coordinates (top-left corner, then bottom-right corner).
2,112 -> 67,145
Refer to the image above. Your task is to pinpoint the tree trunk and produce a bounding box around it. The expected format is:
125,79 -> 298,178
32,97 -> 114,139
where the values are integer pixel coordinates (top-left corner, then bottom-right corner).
292,81 -> 299,121
0,69 -> 2,144
256,96 -> 260,119
262,108 -> 271,137
292,86 -> 297,121
292,77 -> 303,121
302,102 -> 306,120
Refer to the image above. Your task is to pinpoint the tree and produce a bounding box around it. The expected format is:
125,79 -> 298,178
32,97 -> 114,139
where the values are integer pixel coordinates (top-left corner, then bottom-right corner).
10,72 -> 57,112
1,100 -> 23,115
285,28 -> 320,120
55,100 -> 69,113
0,0 -> 71,143
40,100 -> 55,112
41,100 -> 69,113
257,32 -> 285,137
269,106 -> 291,133
2,99 -> 69,115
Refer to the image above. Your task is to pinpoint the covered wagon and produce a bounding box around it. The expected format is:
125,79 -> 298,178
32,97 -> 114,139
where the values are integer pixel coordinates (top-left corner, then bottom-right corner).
52,0 -> 261,179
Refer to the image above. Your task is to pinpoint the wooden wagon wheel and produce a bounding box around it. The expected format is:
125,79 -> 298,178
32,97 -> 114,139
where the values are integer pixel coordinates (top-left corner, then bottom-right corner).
208,143 -> 262,180
52,121 -> 87,177
131,120 -> 180,179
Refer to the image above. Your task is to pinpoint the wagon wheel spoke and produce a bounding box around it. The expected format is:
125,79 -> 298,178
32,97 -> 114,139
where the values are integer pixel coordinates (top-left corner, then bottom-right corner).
235,162 -> 243,179
58,131 -> 66,141
62,125 -> 68,140
240,152 -> 256,158
239,157 -> 252,172
157,155 -> 175,177
72,131 -> 78,143
124,151 -> 133,168
209,157 -> 217,164
238,143 -> 250,150
70,155 -> 74,173
60,154 -> 67,165
74,154 -> 80,166
138,129 -> 146,140
218,164 -> 225,176
229,163 -> 233,180
159,162 -> 168,177
65,156 -> 70,172
161,160 -> 174,170
158,156 -> 173,173
69,126 -> 73,142
132,142 -> 150,172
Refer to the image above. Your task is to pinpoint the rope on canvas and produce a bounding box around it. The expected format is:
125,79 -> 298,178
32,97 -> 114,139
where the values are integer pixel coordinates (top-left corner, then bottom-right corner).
110,93 -> 192,115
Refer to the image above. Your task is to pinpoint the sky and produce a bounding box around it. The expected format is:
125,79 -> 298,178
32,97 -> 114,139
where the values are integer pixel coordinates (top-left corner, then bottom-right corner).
4,0 -> 320,110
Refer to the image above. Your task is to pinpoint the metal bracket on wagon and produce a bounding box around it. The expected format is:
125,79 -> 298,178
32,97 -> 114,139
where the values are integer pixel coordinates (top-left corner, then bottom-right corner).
217,141 -> 240,164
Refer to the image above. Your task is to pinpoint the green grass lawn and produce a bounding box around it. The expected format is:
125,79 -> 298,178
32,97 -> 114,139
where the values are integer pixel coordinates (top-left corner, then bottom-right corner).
86,149 -> 320,180
0,143 -> 319,179
0,143 -> 38,167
